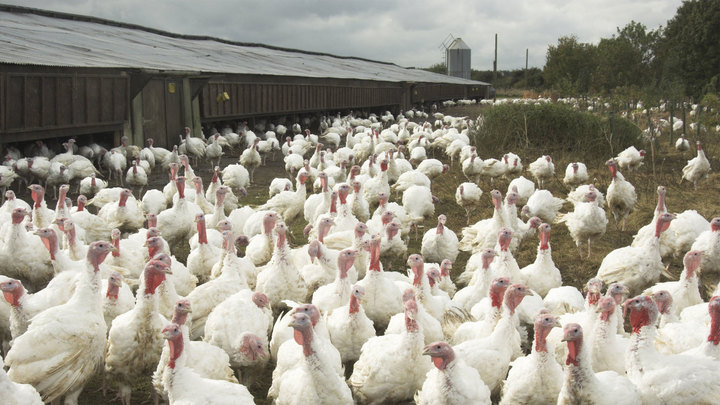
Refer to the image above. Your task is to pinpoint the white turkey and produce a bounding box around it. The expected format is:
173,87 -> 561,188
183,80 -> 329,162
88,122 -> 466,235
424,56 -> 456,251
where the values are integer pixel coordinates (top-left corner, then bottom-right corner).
5,242 -> 114,405
104,260 -> 171,405
520,223 -> 561,297
625,295 -> 720,403
528,155 -> 554,189
563,162 -> 589,190
270,312 -> 352,405
557,323 -> 640,405
158,323 -> 255,404
643,250 -> 703,316
455,182 -> 483,225
421,214 -> 459,264
500,312 -> 563,405
415,341 -> 491,405
325,284 -> 375,365
605,158 -> 636,230
615,145 -> 645,172
521,189 -> 564,223
349,290 -> 431,404
675,133 -> 689,153
559,190 -> 608,258
682,140 -> 711,190
596,213 -> 674,295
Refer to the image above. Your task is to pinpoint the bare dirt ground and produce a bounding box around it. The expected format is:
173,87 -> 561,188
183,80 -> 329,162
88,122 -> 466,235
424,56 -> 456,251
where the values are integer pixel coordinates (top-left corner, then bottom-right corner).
17,102 -> 717,404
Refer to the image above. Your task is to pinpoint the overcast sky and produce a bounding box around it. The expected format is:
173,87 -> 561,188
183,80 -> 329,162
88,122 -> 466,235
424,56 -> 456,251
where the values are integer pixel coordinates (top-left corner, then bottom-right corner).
5,0 -> 684,70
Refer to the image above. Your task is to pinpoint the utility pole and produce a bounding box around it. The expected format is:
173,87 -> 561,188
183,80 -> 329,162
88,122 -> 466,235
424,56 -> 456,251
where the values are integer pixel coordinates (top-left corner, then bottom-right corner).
493,33 -> 497,83
525,48 -> 528,87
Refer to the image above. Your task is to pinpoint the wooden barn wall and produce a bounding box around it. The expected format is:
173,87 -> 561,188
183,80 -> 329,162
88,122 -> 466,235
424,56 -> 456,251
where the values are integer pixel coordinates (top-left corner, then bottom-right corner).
1,70 -> 128,143
411,83 -> 469,105
199,77 -> 404,121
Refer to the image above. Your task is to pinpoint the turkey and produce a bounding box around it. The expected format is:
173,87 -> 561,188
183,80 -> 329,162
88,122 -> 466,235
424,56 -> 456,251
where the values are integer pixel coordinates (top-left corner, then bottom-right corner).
355,234 -> 402,330
104,260 -> 171,405
459,190 -> 511,254
415,341 -> 491,405
349,290 -> 431,404
528,155 -> 554,189
0,207 -> 54,291
420,214 -> 459,264
682,140 -> 711,190
157,177 -> 202,253
203,290 -> 272,381
559,190 -> 608,258
255,222 -> 308,309
180,127 -> 207,166
453,276 -> 510,343
624,295 -> 720,403
240,138 -> 262,183
187,229 -> 250,340
596,213 -> 674,295
507,176 -> 535,206
521,189 -> 564,223
455,182 -> 483,225
158,323 -> 255,404
97,188 -> 144,234
675,133 -> 689,153
557,323 -> 640,405
453,284 -> 533,394
563,162 -> 589,190
605,158 -> 636,230
643,249 -> 703,316
0,354 -> 43,404
325,284 -> 375,365
632,186 -> 708,257
500,312 -> 563,405
692,217 -> 720,296
520,223 -> 561,297
186,213 -> 223,284
5,242 -> 114,405
311,248 -> 357,316
270,312 -> 352,405
257,172 -> 309,223
615,145 -> 645,172
588,297 -> 628,374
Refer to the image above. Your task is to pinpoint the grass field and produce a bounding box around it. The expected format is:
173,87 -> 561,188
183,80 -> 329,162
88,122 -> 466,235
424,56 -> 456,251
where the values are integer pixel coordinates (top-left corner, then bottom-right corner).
73,100 -> 719,404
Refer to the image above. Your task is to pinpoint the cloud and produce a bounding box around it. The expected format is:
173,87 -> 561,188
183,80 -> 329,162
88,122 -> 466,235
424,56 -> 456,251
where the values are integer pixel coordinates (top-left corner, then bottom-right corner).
2,0 -> 684,70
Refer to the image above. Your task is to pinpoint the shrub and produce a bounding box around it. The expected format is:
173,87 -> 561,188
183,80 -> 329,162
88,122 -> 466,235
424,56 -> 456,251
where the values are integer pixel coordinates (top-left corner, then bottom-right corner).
472,103 -> 641,162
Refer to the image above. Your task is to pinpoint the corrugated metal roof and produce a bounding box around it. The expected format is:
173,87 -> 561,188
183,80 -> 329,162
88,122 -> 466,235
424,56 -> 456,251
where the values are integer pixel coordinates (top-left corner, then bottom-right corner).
448,38 -> 471,50
0,5 -> 489,86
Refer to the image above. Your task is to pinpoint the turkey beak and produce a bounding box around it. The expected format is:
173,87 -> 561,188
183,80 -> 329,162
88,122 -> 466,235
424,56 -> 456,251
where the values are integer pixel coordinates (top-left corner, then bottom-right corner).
160,264 -> 172,275
553,318 -> 562,328
524,289 -> 533,296
422,345 -> 433,356
109,245 -> 118,253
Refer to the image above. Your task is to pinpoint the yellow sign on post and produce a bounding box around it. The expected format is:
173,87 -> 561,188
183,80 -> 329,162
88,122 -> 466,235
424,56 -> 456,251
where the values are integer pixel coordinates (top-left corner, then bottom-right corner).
168,82 -> 176,94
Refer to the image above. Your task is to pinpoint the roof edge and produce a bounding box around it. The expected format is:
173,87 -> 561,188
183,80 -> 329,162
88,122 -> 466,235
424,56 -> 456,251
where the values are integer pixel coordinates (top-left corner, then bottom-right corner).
0,3 -> 403,67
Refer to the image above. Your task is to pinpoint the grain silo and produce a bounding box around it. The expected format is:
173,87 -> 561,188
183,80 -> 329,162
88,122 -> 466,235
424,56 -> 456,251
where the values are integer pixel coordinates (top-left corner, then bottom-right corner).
446,38 -> 471,80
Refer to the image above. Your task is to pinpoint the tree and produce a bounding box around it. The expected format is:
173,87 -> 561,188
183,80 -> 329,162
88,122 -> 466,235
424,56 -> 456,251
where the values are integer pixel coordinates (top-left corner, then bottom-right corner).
423,63 -> 447,75
593,22 -> 660,94
544,35 -> 598,95
660,0 -> 720,97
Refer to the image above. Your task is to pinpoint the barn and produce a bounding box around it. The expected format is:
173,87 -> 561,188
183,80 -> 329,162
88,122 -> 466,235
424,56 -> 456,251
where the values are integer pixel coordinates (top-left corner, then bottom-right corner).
0,4 -> 491,148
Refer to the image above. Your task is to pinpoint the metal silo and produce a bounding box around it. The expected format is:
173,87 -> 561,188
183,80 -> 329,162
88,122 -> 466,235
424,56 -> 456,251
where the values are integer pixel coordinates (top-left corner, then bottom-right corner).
446,38 -> 471,80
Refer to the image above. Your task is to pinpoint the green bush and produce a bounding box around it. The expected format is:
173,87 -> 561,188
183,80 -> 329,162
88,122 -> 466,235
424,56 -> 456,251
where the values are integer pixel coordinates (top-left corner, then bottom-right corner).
472,103 -> 641,162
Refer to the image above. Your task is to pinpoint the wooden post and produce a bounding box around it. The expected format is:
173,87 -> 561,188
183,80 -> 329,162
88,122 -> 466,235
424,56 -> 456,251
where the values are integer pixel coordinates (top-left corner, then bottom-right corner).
646,108 -> 656,180
682,101 -> 687,136
524,48 -> 528,88
696,106 -> 701,140
669,101 -> 674,145
493,34 -> 498,84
